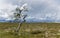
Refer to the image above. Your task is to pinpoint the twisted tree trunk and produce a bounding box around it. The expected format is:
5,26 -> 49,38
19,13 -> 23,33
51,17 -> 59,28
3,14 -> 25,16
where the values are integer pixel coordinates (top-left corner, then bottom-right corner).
14,22 -> 22,35
14,20 -> 25,35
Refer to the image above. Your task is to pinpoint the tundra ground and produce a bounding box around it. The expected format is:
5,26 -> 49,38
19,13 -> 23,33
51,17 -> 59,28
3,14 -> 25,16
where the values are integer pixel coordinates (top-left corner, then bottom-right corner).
0,23 -> 60,38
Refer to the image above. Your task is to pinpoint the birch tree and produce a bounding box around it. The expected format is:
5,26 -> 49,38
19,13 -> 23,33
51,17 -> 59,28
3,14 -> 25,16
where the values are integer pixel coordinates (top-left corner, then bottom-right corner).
13,3 -> 28,34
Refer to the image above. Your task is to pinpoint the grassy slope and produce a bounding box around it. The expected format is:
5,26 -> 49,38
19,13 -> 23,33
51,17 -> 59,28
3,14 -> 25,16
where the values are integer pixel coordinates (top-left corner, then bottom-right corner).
0,23 -> 60,38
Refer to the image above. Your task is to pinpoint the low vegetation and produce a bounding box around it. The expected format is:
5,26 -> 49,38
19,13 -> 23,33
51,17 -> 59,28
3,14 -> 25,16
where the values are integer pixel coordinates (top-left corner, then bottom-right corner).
0,22 -> 60,38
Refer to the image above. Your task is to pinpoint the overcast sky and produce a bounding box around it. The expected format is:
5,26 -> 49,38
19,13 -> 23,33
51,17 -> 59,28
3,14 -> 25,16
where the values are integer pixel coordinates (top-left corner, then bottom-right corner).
0,0 -> 60,22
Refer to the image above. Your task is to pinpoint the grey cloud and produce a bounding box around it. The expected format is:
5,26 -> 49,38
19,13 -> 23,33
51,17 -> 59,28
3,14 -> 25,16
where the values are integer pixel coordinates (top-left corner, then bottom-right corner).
0,0 -> 60,22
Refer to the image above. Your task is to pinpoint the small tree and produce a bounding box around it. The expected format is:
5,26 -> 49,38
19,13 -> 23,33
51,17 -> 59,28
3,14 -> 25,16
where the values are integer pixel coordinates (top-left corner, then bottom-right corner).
13,3 -> 28,34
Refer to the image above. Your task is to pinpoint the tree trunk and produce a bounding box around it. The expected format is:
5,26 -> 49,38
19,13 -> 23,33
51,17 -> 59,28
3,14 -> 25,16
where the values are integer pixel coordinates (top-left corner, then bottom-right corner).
14,17 -> 26,35
15,22 -> 22,35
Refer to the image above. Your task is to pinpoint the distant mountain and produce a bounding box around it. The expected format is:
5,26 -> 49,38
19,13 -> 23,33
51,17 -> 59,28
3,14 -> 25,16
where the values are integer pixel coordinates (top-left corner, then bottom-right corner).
26,17 -> 56,23
26,18 -> 41,23
0,17 -> 59,23
0,18 -> 6,22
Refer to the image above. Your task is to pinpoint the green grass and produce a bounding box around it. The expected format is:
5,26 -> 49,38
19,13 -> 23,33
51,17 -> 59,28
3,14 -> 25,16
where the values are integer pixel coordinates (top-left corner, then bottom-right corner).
0,23 -> 60,38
